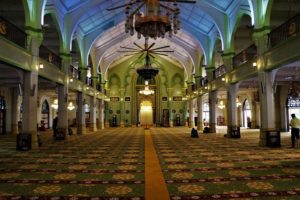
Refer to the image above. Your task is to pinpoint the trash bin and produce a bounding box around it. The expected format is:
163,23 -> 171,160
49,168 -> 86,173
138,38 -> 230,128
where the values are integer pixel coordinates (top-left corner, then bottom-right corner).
16,133 -> 31,151
266,130 -> 281,147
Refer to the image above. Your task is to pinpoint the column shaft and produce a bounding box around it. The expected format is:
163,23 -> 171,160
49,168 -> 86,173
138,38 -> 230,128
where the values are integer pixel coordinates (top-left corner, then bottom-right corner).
209,91 -> 217,133
189,99 -> 195,128
197,96 -> 203,131
226,84 -> 238,137
90,96 -> 97,131
77,92 -> 86,135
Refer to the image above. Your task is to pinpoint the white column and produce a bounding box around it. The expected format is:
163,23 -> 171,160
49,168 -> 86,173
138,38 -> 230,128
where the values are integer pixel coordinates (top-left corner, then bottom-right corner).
258,71 -> 276,146
98,99 -> 104,129
226,84 -> 238,137
197,95 -> 203,131
76,92 -> 86,135
189,98 -> 194,128
90,96 -> 97,131
11,88 -> 19,134
209,90 -> 217,133
22,71 -> 38,148
57,84 -> 69,138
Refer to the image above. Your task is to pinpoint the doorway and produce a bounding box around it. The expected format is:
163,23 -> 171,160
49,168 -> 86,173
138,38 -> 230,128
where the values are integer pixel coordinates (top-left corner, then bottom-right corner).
140,101 -> 153,128
0,96 -> 6,134
286,97 -> 300,130
242,99 -> 252,128
41,100 -> 50,129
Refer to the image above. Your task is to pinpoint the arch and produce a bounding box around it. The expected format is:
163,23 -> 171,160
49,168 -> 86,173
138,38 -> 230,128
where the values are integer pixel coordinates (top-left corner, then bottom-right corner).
242,99 -> 252,128
42,12 -> 65,54
41,100 -> 50,129
229,11 -> 253,53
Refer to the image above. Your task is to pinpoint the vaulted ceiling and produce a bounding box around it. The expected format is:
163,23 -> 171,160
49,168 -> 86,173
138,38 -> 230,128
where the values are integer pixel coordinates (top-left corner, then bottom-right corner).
1,0 -> 300,81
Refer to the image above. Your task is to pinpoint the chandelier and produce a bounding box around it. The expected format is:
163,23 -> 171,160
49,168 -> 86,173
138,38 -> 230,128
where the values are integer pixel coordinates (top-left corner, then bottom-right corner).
218,99 -> 225,110
139,81 -> 155,95
68,102 -> 75,111
236,97 -> 241,107
107,0 -> 196,39
51,99 -> 58,110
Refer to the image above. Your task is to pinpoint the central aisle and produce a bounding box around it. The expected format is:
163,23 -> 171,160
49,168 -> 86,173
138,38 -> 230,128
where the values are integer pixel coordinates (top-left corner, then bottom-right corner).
145,129 -> 170,200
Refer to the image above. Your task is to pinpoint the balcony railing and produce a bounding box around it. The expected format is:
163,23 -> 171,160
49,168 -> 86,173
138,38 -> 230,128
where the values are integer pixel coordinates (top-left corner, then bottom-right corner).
39,45 -> 61,68
199,76 -> 208,87
69,65 -> 81,80
213,65 -> 226,79
269,13 -> 300,48
233,44 -> 257,68
96,83 -> 102,92
86,77 -> 93,87
0,16 -> 27,48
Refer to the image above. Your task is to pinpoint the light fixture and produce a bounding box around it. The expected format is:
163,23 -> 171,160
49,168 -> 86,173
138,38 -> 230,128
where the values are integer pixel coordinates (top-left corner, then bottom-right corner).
51,99 -> 58,110
70,78 -> 73,83
107,0 -> 195,39
236,97 -> 241,107
218,99 -> 225,109
39,64 -> 44,69
222,77 -> 225,81
288,82 -> 300,100
252,62 -> 257,67
67,102 -> 75,111
139,81 -> 155,95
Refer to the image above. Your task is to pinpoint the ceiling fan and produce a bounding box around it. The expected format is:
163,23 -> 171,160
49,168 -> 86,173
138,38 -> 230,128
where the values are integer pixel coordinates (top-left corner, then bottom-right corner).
117,37 -> 174,60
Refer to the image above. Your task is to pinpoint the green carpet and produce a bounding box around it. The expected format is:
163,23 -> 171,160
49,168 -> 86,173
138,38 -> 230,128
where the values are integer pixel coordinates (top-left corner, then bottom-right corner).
0,128 -> 145,199
151,128 -> 300,200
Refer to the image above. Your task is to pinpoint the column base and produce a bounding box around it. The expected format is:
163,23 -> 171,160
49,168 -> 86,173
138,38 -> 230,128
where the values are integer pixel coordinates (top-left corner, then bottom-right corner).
120,122 -> 125,128
209,123 -> 216,133
189,121 -> 195,128
77,125 -> 87,135
98,122 -> 104,130
89,123 -> 97,132
226,125 -> 241,138
105,122 -> 110,128
11,124 -> 18,135
131,125 -> 137,127
259,128 -> 280,147
197,124 -> 203,131
169,121 -> 173,127
17,131 -> 39,150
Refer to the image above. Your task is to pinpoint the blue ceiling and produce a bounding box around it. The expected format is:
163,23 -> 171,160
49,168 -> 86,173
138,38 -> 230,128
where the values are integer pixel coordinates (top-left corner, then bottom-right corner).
44,0 -> 254,66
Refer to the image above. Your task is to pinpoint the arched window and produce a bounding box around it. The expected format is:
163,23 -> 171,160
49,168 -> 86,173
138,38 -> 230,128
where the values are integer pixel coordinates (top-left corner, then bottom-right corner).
242,99 -> 251,128
41,100 -> 50,129
286,96 -> 300,126
203,102 -> 209,126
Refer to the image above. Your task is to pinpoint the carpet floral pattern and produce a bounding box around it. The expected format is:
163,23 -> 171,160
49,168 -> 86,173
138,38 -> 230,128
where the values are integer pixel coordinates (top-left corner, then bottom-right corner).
0,128 -> 145,199
151,128 -> 300,200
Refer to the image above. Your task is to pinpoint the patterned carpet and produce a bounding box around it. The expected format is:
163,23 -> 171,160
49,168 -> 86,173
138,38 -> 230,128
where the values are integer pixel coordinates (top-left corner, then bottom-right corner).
1,127 -> 300,200
0,128 -> 145,199
151,128 -> 300,200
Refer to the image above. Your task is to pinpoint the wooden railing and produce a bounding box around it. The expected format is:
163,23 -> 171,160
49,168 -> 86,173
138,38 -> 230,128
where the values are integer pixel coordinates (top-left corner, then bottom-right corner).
69,65 -> 81,80
233,44 -> 257,68
213,65 -> 226,79
0,16 -> 27,48
39,45 -> 61,68
199,76 -> 208,87
269,13 -> 300,48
